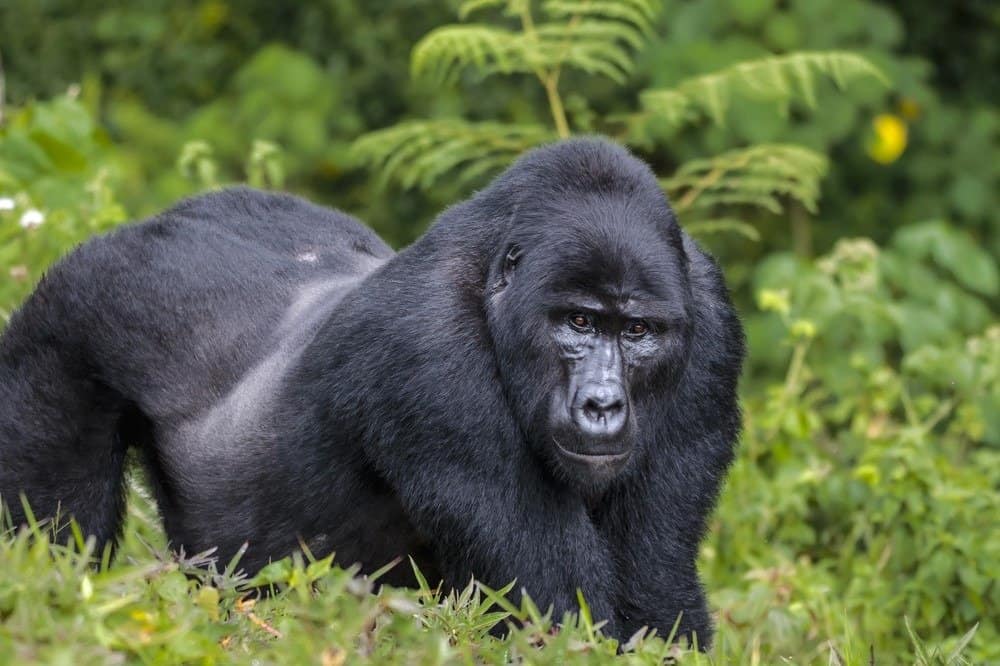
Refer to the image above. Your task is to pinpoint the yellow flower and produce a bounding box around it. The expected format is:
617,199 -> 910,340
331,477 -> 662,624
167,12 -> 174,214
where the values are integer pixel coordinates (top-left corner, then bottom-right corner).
867,114 -> 908,164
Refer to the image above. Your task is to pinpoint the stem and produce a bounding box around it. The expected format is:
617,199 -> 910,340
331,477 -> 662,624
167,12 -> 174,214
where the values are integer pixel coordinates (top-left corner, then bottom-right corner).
543,73 -> 570,138
791,202 -> 812,257
921,398 -> 956,434
899,384 -> 921,429
783,340 -> 810,399
675,165 -> 724,211
519,1 -> 571,138
519,0 -> 537,34
674,152 -> 752,212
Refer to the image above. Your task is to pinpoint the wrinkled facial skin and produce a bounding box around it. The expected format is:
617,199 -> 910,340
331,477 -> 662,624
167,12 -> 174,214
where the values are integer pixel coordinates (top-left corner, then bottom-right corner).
537,280 -> 692,490
546,300 -> 668,483
486,207 -> 692,491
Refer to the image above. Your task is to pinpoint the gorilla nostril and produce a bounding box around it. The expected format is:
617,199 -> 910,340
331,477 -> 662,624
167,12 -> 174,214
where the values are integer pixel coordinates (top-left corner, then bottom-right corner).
577,386 -> 628,434
584,396 -> 623,421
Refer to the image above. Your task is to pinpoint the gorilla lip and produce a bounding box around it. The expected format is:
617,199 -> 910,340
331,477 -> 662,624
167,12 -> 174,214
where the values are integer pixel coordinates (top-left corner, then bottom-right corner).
553,438 -> 630,466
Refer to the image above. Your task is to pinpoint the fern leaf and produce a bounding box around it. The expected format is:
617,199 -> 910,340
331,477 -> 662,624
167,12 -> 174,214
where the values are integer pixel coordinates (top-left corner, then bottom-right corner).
697,77 -> 731,126
662,144 -> 828,215
536,23 -> 639,82
635,89 -> 693,126
680,191 -> 784,214
684,218 -> 762,241
641,51 -> 887,127
412,26 -> 535,83
537,19 -> 646,50
790,55 -> 818,108
414,2 -> 659,86
351,120 -> 554,191
543,0 -> 659,36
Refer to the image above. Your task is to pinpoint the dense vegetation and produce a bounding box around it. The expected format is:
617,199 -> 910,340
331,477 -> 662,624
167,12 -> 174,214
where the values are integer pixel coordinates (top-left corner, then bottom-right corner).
0,0 -> 996,663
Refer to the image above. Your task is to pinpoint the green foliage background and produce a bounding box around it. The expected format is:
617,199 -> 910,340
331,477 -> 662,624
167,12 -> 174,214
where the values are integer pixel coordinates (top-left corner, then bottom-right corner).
0,0 -> 997,663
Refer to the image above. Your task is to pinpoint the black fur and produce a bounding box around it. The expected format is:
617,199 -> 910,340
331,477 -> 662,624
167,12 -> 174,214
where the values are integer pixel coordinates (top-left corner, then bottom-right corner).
0,138 -> 744,645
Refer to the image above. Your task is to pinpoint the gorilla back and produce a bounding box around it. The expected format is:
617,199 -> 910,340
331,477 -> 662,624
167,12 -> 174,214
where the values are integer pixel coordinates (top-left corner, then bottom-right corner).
0,138 -> 744,646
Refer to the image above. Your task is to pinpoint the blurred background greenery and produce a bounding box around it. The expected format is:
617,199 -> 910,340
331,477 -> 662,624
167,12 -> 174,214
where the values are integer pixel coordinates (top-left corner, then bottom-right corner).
0,0 -> 997,662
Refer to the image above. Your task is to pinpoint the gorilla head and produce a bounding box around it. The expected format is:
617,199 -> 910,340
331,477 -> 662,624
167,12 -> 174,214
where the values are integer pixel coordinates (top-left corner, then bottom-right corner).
484,142 -> 694,490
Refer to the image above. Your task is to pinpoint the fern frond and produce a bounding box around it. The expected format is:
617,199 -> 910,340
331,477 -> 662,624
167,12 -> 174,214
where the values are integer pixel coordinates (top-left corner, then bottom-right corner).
412,26 -> 533,83
662,144 -> 828,215
351,120 -> 554,191
642,51 -> 888,126
537,19 -> 646,51
636,89 -> 693,127
414,1 -> 659,85
536,23 -> 639,82
684,218 -> 762,241
681,191 -> 785,214
543,0 -> 659,36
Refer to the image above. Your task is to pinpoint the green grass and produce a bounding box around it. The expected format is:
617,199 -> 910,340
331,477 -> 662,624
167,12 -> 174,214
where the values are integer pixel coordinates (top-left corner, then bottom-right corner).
0,483 -> 983,665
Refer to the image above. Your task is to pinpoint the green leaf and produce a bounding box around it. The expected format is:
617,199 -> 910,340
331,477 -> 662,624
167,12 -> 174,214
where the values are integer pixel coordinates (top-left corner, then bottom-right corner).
892,221 -> 999,296
543,0 -> 659,37
352,120 -> 553,191
946,623 -> 979,664
412,3 -> 658,86
684,218 -> 762,241
412,25 -> 530,83
663,144 -> 828,215
639,51 -> 888,129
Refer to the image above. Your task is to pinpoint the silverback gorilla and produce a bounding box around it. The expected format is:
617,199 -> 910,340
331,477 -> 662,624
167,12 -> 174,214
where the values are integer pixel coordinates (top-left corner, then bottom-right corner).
0,138 -> 743,646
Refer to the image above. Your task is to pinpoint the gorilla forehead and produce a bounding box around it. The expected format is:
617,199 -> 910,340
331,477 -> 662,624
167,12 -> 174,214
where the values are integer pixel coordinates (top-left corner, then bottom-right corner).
537,212 -> 684,304
510,183 -> 689,314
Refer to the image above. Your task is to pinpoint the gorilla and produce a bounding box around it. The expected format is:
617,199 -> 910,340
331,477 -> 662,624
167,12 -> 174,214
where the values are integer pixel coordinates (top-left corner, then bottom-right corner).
0,138 -> 743,646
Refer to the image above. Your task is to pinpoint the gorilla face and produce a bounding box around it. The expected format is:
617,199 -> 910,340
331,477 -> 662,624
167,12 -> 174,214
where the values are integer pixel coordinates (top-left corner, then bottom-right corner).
486,193 -> 693,489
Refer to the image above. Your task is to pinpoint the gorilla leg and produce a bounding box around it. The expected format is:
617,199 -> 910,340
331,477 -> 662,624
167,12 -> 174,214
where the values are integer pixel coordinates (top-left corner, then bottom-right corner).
0,343 -> 130,550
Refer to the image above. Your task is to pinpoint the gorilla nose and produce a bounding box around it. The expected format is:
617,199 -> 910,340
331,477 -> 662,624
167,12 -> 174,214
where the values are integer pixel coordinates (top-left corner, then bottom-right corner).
573,384 -> 628,438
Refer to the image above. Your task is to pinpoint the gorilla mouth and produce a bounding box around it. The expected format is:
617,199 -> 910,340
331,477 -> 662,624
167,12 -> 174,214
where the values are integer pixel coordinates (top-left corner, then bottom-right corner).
553,438 -> 631,467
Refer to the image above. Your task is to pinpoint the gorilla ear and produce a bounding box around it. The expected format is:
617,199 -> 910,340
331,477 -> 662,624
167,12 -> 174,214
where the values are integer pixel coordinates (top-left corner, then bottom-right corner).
490,244 -> 522,297
501,244 -> 522,284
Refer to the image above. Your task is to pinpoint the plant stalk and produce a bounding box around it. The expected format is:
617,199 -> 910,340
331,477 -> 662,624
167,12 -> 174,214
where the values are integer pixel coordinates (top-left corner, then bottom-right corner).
519,1 -> 571,138
791,202 -> 812,257
783,340 -> 810,398
543,73 -> 571,138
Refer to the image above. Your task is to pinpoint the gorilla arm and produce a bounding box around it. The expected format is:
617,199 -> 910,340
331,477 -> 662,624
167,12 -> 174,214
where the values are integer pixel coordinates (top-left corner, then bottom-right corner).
603,421 -> 735,646
387,445 -> 620,634
291,215 -> 696,638
603,239 -> 744,647
326,309 -> 622,635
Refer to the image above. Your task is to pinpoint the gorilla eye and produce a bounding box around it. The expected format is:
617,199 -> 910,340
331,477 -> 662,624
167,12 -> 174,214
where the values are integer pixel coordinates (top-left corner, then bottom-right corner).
625,320 -> 649,337
568,313 -> 593,331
